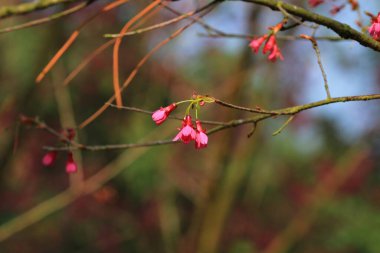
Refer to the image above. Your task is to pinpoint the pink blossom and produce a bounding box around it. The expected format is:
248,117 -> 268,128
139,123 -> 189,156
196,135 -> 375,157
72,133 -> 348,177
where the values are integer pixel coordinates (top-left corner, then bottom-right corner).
308,0 -> 324,7
152,103 -> 177,125
66,152 -> 77,174
268,45 -> 284,62
263,35 -> 276,54
173,115 -> 196,144
195,120 -> 208,149
330,4 -> 345,15
369,13 -> 380,41
42,151 -> 57,166
249,35 -> 268,53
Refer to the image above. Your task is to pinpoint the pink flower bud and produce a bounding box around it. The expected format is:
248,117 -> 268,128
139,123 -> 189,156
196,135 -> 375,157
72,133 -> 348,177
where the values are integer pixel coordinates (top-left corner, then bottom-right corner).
263,35 -> 276,54
249,35 -> 268,53
152,103 -> 177,125
268,45 -> 284,62
330,4 -> 345,15
308,0 -> 324,7
66,152 -> 77,174
42,151 -> 57,166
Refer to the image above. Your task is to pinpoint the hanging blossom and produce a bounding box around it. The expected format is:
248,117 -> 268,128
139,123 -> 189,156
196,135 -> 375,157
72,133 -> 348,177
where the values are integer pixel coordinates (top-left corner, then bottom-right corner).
152,95 -> 214,149
330,4 -> 345,15
173,115 -> 197,144
41,127 -> 78,174
195,120 -> 208,149
348,0 -> 358,10
66,152 -> 78,174
308,0 -> 324,7
249,22 -> 284,62
152,103 -> 177,125
42,151 -> 57,166
369,13 -> 380,41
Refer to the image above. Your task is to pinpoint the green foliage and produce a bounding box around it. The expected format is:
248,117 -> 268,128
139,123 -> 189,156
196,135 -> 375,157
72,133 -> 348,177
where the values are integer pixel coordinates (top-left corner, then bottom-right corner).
321,198 -> 380,253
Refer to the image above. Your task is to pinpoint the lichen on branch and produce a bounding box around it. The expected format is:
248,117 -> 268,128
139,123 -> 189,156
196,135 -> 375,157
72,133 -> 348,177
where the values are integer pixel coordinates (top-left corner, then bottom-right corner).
0,0 -> 84,19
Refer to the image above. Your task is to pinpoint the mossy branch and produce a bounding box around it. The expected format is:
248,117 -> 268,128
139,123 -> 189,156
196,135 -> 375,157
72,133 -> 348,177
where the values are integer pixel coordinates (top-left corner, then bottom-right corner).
0,0 -> 85,19
230,0 -> 380,52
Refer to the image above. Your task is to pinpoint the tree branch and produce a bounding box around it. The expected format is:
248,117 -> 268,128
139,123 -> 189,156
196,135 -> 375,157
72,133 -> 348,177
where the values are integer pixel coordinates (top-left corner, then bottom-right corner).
232,0 -> 380,52
43,94 -> 380,151
0,0 -> 87,19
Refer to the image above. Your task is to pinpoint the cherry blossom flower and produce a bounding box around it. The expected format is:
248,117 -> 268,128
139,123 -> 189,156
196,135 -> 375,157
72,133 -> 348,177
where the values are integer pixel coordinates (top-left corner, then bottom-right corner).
308,0 -> 324,7
173,115 -> 196,144
348,0 -> 358,10
42,151 -> 57,166
268,44 -> 284,62
152,103 -> 177,125
66,152 -> 77,174
330,4 -> 345,15
249,22 -> 284,62
195,120 -> 208,149
249,35 -> 268,53
369,13 -> 380,41
263,35 -> 276,54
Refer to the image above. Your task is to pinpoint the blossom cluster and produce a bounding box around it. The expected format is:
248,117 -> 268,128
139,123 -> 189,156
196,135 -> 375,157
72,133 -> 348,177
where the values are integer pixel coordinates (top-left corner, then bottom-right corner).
308,0 -> 324,8
369,13 -> 380,41
151,95 -> 214,149
42,128 -> 78,174
309,0 -> 359,15
249,22 -> 284,62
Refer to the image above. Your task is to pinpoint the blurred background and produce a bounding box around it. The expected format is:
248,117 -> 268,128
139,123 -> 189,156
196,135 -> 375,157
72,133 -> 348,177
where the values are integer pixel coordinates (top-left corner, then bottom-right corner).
1,0 -> 380,252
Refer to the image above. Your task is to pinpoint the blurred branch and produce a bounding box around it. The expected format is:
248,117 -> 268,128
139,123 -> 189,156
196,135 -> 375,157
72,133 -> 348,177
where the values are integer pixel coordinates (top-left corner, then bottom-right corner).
232,0 -> 380,52
104,9 -> 197,38
0,126 -> 173,243
35,0 -> 129,84
0,0 -> 89,19
79,0 -> 220,128
263,148 -> 370,253
0,1 -> 88,34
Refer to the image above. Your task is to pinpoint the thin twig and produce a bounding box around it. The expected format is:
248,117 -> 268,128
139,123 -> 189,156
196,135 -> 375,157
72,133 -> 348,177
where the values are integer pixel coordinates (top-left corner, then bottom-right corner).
104,9 -> 196,38
198,32 -> 345,41
300,34 -> 331,99
272,116 -> 294,136
214,98 -> 279,115
0,1 -> 88,34
277,1 -> 315,29
108,103 -> 227,125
